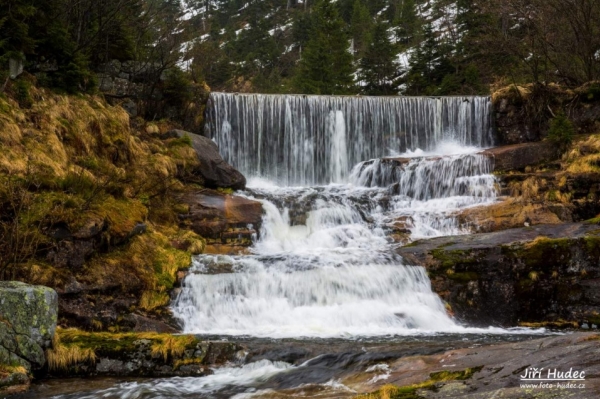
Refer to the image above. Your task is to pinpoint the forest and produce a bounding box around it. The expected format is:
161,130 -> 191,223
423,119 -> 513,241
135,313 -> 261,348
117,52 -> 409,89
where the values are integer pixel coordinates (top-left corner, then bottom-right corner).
2,0 -> 600,99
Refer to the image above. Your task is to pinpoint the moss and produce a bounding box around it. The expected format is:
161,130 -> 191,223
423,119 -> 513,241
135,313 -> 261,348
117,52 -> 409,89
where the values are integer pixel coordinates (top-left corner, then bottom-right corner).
167,134 -> 193,148
84,228 -> 192,297
446,272 -> 479,282
139,291 -> 170,312
54,329 -> 199,362
507,237 -> 574,270
355,366 -> 483,399
431,248 -> 477,269
430,366 -> 483,381
518,320 -> 578,329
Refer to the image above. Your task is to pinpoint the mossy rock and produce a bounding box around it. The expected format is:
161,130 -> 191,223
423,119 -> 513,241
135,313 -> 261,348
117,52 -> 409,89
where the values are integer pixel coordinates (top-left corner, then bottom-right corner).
0,282 -> 58,370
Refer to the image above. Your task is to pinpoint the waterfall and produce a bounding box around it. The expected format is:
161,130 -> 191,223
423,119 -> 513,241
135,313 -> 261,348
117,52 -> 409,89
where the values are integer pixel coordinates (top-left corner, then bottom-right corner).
205,93 -> 494,185
173,93 -> 501,338
350,153 -> 496,201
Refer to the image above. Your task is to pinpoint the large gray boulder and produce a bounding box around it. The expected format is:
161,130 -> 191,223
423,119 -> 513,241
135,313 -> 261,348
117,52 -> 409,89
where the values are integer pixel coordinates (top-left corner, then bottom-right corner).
0,281 -> 58,371
168,130 -> 246,190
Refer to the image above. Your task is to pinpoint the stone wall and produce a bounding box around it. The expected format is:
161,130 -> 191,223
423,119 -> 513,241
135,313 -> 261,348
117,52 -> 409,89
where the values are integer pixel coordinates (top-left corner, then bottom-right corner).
493,83 -> 600,145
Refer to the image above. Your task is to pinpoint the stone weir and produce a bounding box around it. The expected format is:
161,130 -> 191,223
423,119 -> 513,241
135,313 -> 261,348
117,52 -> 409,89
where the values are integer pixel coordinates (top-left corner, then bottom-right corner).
205,93 -> 494,186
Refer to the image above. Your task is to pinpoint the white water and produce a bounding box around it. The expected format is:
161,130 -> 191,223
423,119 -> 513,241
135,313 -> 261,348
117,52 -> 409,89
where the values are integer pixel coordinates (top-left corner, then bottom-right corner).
52,360 -> 295,399
206,93 -> 494,185
172,95 -> 529,338
173,144 -> 503,337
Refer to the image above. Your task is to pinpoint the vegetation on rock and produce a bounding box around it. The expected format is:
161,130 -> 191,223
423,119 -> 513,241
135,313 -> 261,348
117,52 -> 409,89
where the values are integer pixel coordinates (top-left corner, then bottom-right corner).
0,83 -> 206,330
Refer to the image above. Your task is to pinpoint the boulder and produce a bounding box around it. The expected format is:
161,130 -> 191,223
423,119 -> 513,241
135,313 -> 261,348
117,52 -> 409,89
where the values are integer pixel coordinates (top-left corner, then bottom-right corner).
179,189 -> 263,254
168,129 -> 246,190
0,282 -> 58,371
398,223 -> 600,327
0,282 -> 58,392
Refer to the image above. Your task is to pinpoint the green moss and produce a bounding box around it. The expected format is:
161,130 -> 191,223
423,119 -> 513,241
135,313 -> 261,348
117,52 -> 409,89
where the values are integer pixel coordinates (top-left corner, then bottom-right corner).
446,272 -> 479,282
355,366 -> 483,399
430,366 -> 483,381
56,329 -> 199,360
167,135 -> 193,148
518,320 -> 578,329
216,187 -> 234,195
507,237 -> 574,270
431,248 -> 477,269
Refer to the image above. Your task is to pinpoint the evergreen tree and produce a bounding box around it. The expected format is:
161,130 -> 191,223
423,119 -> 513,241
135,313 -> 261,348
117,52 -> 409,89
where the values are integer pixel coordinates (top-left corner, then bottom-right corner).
359,22 -> 401,95
404,23 -> 454,95
293,0 -> 355,95
350,0 -> 372,58
395,0 -> 418,44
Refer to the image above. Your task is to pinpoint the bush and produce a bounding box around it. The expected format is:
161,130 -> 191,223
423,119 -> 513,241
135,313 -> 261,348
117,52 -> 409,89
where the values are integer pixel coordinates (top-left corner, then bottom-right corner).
547,112 -> 574,150
14,79 -> 33,108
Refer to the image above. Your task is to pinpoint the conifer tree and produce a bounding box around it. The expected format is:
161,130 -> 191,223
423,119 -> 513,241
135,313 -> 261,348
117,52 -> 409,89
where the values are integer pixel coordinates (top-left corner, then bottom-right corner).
395,0 -> 418,44
359,22 -> 401,95
404,23 -> 454,95
293,0 -> 355,95
350,0 -> 372,58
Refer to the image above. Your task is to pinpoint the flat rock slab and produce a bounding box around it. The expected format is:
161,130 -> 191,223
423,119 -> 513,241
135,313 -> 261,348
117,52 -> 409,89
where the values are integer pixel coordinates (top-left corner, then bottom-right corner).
399,223 -> 599,260
349,333 -> 600,398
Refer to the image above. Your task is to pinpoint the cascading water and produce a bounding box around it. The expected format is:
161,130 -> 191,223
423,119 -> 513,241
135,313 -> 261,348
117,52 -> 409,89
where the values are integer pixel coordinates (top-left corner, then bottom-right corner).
173,94 -> 501,338
206,93 -> 494,186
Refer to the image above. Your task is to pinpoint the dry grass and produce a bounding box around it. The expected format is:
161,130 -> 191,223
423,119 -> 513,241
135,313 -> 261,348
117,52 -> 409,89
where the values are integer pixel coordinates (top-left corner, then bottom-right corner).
492,84 -> 532,103
564,135 -> 600,174
139,291 -> 171,311
54,328 -> 197,363
0,87 -> 203,306
46,332 -> 97,372
83,229 -> 193,296
0,365 -> 28,376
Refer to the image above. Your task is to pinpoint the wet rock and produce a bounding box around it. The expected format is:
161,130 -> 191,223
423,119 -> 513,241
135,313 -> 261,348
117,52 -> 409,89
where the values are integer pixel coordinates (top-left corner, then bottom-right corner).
350,333 -> 600,398
179,189 -> 263,253
398,223 -> 600,326
123,313 -> 179,334
481,141 -> 558,171
169,130 -> 246,190
456,198 -> 570,233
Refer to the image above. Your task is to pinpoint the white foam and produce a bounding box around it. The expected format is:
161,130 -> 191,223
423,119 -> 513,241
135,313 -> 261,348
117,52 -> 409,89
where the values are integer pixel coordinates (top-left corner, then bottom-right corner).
56,360 -> 294,399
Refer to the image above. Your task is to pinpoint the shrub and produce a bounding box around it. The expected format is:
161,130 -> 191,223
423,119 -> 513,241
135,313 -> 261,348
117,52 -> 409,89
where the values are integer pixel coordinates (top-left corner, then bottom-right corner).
547,112 -> 574,150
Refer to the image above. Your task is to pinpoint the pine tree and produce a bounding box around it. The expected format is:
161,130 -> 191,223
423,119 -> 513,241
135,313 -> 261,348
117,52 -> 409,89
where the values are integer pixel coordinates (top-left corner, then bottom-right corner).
293,0 -> 355,95
350,0 -> 372,58
359,22 -> 401,95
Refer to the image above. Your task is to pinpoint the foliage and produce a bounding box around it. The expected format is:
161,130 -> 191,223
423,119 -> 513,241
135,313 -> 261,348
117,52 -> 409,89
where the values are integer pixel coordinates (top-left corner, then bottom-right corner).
359,22 -> 401,95
293,0 -> 355,95
547,112 -> 574,150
